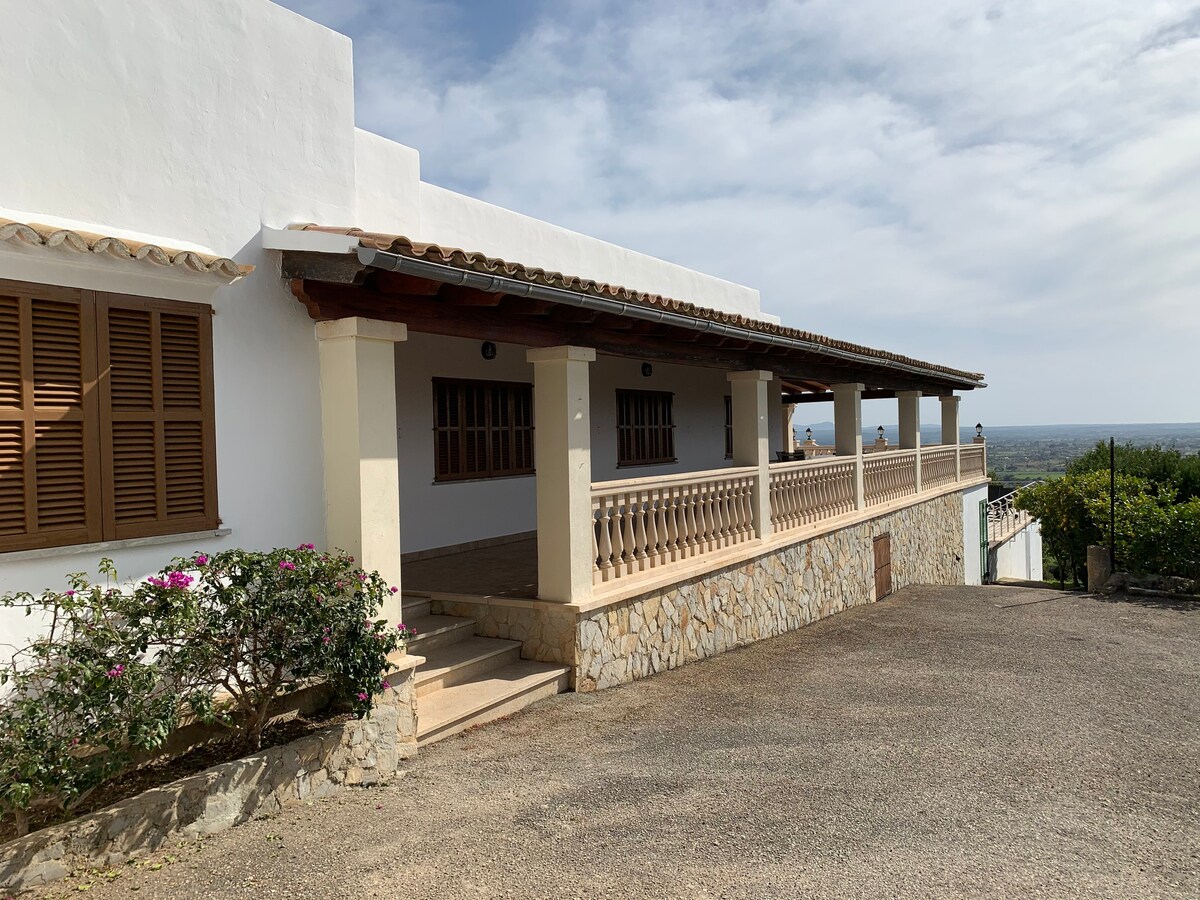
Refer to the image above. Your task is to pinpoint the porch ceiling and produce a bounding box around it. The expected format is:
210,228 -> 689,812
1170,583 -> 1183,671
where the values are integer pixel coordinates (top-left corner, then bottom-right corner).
281,227 -> 985,395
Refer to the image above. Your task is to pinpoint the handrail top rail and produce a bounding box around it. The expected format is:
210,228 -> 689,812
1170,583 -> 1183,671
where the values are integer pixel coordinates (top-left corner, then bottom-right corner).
769,455 -> 856,472
987,480 -> 1041,510
862,448 -> 918,463
592,465 -> 758,493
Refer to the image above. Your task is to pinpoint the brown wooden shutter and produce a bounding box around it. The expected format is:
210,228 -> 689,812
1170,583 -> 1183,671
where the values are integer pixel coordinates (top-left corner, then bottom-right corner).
433,378 -> 534,482
0,280 -> 102,551
98,294 -> 217,539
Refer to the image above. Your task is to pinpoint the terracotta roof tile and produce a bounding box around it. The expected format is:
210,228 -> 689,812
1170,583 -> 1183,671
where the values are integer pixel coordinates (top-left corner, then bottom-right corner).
0,218 -> 253,279
297,225 -> 984,385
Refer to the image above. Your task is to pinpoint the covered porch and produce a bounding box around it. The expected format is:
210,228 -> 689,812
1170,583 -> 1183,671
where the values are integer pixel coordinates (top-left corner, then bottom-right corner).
278,225 -> 989,614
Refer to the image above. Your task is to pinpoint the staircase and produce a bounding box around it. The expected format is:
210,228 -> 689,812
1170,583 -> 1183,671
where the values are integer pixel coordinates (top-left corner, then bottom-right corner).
402,594 -> 570,747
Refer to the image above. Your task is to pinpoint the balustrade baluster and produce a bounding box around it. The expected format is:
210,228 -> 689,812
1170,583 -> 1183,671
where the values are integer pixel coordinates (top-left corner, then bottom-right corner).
596,496 -> 614,582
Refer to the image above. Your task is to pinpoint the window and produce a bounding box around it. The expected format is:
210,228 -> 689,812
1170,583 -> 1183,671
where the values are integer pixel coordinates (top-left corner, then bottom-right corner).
0,279 -> 218,552
616,389 -> 676,467
723,395 -> 733,459
433,378 -> 534,482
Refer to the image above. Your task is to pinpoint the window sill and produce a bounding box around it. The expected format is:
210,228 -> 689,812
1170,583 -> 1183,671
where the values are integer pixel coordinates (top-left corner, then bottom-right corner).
431,473 -> 536,486
0,528 -> 233,563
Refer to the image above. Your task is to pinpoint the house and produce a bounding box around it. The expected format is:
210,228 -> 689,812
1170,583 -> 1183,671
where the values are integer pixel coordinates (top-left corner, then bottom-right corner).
0,0 -> 991,744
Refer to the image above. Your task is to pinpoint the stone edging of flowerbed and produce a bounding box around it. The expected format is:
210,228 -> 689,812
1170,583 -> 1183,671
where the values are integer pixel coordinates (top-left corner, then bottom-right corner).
0,655 -> 421,893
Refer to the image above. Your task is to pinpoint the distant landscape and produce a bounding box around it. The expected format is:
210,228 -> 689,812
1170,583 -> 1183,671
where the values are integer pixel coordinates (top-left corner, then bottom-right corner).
797,422 -> 1200,489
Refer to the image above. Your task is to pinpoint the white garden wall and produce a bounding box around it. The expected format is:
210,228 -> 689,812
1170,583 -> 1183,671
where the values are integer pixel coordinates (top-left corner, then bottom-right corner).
992,522 -> 1044,583
962,482 -> 989,586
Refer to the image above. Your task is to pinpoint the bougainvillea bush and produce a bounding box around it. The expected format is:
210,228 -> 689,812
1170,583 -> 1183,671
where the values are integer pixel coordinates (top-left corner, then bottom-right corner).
0,560 -> 180,837
147,545 -> 414,751
0,546 -> 410,838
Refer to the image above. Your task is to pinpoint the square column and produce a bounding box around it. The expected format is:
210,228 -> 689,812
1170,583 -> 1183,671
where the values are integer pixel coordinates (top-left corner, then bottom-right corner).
528,346 -> 595,604
783,403 -> 797,452
316,317 -> 408,625
728,370 -> 773,539
832,383 -> 865,510
897,390 -> 922,493
940,394 -> 961,481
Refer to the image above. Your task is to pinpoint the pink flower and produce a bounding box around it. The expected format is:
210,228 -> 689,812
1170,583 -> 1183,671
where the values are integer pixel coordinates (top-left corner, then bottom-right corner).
65,589 -> 76,597
166,571 -> 193,589
357,573 -> 368,582
389,586 -> 398,594
279,561 -> 296,571
299,543 -> 315,551
195,554 -> 209,566
322,636 -> 331,645
147,576 -> 168,589
356,692 -> 368,702
105,664 -> 126,679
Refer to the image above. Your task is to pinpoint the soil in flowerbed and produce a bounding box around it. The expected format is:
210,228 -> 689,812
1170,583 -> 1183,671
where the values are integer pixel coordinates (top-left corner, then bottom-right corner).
0,710 -> 354,845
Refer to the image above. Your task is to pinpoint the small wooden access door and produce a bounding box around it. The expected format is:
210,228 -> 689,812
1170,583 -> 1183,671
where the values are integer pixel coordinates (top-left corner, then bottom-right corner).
873,533 -> 893,599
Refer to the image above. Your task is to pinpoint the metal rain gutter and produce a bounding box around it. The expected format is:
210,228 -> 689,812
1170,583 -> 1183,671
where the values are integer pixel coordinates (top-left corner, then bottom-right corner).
356,245 -> 986,389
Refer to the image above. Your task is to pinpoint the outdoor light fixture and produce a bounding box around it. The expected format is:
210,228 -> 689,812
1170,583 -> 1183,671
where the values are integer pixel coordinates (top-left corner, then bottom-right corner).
877,425 -> 885,439
805,427 -> 813,441
641,362 -> 653,377
480,341 -> 497,360
976,422 -> 983,437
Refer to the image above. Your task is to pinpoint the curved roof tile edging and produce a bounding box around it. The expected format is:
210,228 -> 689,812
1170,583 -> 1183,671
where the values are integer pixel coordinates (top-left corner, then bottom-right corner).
0,219 -> 253,279
297,224 -> 983,384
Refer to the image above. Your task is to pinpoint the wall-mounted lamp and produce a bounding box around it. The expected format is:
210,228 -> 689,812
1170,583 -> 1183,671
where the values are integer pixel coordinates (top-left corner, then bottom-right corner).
641,362 -> 653,377
480,341 -> 497,360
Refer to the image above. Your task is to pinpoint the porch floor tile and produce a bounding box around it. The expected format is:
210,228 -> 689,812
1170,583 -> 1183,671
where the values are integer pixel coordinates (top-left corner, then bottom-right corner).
404,537 -> 538,599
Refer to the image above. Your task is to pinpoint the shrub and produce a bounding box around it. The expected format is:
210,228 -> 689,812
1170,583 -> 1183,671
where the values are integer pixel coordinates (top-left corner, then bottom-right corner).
1067,441 -> 1200,501
0,561 -> 180,837
147,545 -> 413,751
1017,472 -> 1200,584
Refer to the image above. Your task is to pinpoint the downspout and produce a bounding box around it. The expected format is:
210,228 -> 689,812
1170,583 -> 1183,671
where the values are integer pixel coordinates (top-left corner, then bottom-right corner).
357,245 -> 986,389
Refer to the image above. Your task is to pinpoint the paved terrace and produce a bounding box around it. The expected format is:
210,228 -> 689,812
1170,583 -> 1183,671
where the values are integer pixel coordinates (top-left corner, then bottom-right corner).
35,586 -> 1199,899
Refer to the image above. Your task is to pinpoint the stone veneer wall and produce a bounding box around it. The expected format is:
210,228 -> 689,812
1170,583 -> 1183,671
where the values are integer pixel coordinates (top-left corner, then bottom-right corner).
575,490 -> 965,691
0,661 -> 419,893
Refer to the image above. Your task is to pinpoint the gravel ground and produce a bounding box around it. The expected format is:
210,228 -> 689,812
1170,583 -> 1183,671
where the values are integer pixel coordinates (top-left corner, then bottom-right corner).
30,586 -> 1200,899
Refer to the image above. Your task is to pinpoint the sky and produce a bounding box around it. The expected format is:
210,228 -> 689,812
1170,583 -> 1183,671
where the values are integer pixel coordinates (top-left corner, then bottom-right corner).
276,0 -> 1200,427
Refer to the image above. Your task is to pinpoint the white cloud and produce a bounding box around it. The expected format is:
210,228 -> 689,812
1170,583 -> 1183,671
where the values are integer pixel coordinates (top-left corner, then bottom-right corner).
278,0 -> 1200,424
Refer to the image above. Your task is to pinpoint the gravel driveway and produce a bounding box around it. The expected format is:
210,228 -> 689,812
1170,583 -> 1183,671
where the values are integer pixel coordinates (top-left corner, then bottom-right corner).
32,585 -> 1200,899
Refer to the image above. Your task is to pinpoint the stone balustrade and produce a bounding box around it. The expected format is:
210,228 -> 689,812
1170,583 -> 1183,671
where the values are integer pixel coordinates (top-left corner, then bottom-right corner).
961,444 -> 986,477
920,446 -> 959,489
768,457 -> 857,532
863,449 -> 918,506
591,467 -> 758,584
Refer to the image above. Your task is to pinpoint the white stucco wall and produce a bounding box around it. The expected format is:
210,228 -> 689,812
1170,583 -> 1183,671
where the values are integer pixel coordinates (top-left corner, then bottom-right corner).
962,483 -> 989,586
992,522 -> 1044,583
417,184 -> 764,320
353,129 -> 423,237
0,0 -> 358,645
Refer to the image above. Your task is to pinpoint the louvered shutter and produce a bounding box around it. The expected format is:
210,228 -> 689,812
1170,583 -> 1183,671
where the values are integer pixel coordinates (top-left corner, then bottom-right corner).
0,281 -> 102,550
98,295 -> 217,539
432,378 -> 534,482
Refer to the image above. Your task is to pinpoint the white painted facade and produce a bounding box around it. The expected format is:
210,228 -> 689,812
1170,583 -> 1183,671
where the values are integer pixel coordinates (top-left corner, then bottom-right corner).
0,0 -> 982,646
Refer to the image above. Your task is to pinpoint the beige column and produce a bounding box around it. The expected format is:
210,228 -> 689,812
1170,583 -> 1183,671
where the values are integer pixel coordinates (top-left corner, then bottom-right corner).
898,390 -> 922,493
832,382 -> 865,510
782,403 -> 797,452
940,394 -> 961,481
528,346 -> 595,604
728,370 -> 773,539
316,317 -> 408,625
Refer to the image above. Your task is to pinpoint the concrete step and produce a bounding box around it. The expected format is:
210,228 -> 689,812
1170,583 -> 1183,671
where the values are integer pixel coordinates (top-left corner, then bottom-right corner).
405,613 -> 476,654
415,636 -> 522,698
417,660 -> 570,747
401,592 -> 432,619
